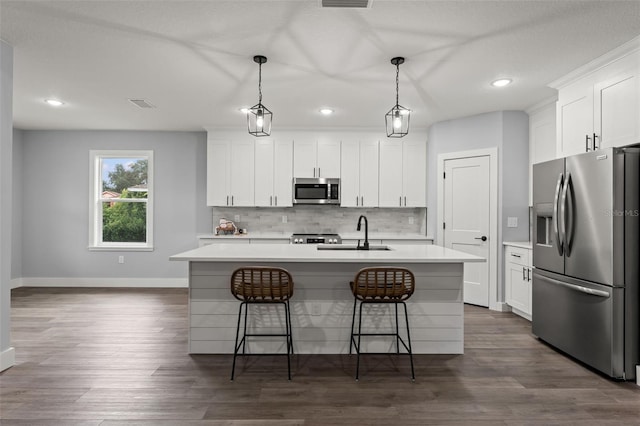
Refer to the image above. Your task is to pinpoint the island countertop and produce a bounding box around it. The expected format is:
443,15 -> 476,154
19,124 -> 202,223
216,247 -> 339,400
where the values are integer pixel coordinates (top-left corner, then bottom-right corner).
170,242 -> 484,264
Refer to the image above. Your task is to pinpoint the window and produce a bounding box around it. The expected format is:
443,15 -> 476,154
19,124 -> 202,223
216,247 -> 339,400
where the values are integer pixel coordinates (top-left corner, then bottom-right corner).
89,150 -> 153,251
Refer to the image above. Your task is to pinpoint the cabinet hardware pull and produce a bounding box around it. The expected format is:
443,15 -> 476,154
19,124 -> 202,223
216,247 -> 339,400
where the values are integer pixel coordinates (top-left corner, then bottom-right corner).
511,253 -> 521,258
585,134 -> 591,152
399,196 -> 402,206
523,267 -> 526,281
231,195 -> 234,206
361,196 -> 364,206
226,195 -> 229,206
313,167 -> 316,177
270,195 -> 272,206
318,167 -> 321,177
275,195 -> 277,206
593,133 -> 598,151
404,196 -> 407,206
356,196 -> 359,206
527,268 -> 531,281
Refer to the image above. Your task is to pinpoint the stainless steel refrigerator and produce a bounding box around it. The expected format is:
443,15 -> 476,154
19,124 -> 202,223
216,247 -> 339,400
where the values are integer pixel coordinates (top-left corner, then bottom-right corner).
532,147 -> 639,380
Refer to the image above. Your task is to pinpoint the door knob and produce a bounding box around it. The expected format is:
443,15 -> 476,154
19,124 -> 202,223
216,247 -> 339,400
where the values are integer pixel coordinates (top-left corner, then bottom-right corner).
474,236 -> 487,241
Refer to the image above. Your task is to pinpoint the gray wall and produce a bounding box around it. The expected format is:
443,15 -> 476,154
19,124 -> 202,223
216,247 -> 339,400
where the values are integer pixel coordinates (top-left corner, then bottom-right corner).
427,110 -> 530,303
426,110 -> 529,242
19,130 -> 210,279
1,40 -> 14,367
11,128 -> 22,282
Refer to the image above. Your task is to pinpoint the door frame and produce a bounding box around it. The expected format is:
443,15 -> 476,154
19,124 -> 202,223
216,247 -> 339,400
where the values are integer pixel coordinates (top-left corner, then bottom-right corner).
436,147 -> 500,311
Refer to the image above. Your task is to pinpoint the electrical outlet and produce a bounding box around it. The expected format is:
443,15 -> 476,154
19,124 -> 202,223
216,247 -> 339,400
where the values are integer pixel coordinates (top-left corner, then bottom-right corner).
118,256 -> 124,264
234,214 -> 240,222
507,217 -> 518,228
311,303 -> 321,316
282,215 -> 287,223
408,216 -> 414,225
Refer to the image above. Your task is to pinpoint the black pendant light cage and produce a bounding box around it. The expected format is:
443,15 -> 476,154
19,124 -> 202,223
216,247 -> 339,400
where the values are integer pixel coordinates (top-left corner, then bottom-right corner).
385,57 -> 410,138
247,55 -> 272,137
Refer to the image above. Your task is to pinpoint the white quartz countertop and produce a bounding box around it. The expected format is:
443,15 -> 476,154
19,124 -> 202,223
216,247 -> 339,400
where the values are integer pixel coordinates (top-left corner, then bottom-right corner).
197,232 -> 433,241
503,241 -> 532,249
171,243 -> 484,264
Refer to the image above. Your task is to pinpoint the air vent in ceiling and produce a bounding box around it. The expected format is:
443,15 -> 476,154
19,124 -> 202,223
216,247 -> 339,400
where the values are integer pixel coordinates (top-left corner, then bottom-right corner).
128,98 -> 156,109
320,0 -> 371,8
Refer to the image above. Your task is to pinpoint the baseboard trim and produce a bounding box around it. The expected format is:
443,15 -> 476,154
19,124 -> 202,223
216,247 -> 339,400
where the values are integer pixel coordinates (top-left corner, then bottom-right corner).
1,347 -> 15,372
494,302 -> 512,312
10,278 -> 22,289
19,277 -> 188,288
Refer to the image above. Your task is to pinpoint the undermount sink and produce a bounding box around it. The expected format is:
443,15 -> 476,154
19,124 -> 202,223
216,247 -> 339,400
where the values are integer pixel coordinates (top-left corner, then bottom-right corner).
316,244 -> 392,251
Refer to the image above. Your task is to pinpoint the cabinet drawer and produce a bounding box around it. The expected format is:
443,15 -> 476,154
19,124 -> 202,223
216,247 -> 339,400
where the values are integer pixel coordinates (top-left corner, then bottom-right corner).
505,246 -> 530,266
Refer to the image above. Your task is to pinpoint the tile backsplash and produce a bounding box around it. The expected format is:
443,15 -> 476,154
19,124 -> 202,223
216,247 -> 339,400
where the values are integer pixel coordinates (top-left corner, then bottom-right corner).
212,206 -> 427,235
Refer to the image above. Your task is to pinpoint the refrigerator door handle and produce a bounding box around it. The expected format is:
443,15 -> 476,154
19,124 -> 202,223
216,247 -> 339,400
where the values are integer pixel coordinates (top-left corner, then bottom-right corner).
553,173 -> 564,256
562,172 -> 574,257
536,274 -> 610,298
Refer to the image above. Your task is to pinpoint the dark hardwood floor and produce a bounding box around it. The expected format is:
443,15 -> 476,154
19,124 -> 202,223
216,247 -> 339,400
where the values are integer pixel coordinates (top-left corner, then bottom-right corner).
1,287 -> 639,425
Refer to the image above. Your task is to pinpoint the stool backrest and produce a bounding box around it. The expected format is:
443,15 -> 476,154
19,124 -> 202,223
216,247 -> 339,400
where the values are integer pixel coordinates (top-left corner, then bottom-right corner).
352,267 -> 415,301
231,267 -> 294,302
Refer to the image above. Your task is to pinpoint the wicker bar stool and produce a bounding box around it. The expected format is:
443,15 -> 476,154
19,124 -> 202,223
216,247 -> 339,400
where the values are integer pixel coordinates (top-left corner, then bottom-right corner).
230,266 -> 294,380
349,266 -> 415,381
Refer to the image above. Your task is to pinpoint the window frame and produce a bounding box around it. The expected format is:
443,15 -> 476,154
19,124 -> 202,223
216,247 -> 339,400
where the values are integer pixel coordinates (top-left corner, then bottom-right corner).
89,150 -> 154,251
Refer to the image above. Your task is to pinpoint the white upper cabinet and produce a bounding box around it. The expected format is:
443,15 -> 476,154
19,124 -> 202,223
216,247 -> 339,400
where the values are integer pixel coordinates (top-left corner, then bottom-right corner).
255,139 -> 293,207
528,102 -> 557,205
553,45 -> 640,158
293,139 -> 341,178
207,139 -> 255,206
340,139 -> 379,208
379,138 -> 426,207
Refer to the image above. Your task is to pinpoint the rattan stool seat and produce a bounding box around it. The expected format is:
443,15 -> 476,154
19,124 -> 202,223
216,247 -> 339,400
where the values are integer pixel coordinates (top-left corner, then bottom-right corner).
349,266 -> 415,381
230,266 -> 294,380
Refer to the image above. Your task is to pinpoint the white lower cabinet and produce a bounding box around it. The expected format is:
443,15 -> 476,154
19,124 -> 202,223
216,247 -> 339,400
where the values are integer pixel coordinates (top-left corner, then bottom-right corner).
504,244 -> 532,320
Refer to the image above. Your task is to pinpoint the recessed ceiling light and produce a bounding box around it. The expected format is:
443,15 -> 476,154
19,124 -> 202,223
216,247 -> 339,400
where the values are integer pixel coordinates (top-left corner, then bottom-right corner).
44,99 -> 64,106
491,78 -> 512,87
319,108 -> 334,115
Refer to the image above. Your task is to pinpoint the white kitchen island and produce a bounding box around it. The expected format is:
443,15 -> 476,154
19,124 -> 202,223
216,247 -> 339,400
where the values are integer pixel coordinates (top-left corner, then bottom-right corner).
170,243 -> 483,355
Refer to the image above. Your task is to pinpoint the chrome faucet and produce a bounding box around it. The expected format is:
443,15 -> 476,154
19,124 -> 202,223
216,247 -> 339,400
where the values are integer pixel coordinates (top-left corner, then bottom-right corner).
356,215 -> 369,250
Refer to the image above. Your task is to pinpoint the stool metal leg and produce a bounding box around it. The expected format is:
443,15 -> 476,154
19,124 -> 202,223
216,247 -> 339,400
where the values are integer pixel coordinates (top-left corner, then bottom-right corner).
401,301 -> 415,381
395,303 -> 400,354
231,301 -> 246,381
349,296 -> 357,355
284,300 -> 292,380
355,300 -> 364,381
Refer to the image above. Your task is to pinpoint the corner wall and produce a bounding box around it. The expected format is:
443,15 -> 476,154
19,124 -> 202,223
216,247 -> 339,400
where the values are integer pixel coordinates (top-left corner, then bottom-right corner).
1,40 -> 15,371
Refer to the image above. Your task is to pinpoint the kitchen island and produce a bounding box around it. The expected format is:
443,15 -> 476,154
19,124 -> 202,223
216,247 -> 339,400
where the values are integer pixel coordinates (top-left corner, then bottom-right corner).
170,243 -> 483,354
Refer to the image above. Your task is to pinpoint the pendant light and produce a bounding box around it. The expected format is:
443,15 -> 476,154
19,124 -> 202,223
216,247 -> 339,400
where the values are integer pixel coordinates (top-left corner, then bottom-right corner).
247,55 -> 272,137
385,57 -> 410,138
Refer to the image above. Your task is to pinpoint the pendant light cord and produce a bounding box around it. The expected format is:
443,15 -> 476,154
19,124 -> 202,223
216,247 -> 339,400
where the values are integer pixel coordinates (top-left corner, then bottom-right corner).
395,62 -> 400,106
258,62 -> 263,104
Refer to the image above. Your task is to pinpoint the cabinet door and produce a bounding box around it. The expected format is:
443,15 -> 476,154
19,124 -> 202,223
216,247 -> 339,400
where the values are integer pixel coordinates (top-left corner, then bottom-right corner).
317,139 -> 341,178
340,140 -> 360,207
273,140 -> 293,207
505,247 -> 532,317
594,71 -> 639,149
229,139 -> 255,206
359,140 -> 379,207
293,139 -> 317,177
402,139 -> 426,207
378,140 -> 403,207
207,140 -> 231,206
254,139 -> 274,207
556,78 -> 594,157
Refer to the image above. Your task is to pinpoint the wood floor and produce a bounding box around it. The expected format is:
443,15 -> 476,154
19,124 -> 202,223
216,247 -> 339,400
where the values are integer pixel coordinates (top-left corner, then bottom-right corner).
1,288 -> 639,425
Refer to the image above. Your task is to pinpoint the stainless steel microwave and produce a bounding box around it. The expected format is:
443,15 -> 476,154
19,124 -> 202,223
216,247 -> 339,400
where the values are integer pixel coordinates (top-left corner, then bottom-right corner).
292,177 -> 340,205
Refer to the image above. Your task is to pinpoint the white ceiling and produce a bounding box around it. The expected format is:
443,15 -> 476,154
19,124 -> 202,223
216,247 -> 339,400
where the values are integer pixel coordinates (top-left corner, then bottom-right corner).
2,0 -> 640,132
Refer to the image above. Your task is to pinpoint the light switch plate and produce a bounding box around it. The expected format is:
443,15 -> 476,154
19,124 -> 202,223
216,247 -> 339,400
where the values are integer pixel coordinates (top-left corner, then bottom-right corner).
507,217 -> 518,228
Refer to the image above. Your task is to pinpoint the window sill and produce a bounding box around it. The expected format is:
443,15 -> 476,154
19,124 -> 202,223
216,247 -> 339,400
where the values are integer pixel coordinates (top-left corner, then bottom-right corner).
88,246 -> 154,252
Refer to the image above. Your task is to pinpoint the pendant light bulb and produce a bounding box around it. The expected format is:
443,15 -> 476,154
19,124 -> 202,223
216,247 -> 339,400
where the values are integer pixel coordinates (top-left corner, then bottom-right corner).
256,108 -> 264,128
393,110 -> 402,129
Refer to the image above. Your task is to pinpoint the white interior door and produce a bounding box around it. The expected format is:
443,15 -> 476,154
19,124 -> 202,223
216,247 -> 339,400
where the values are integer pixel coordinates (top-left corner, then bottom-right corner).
443,155 -> 490,307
